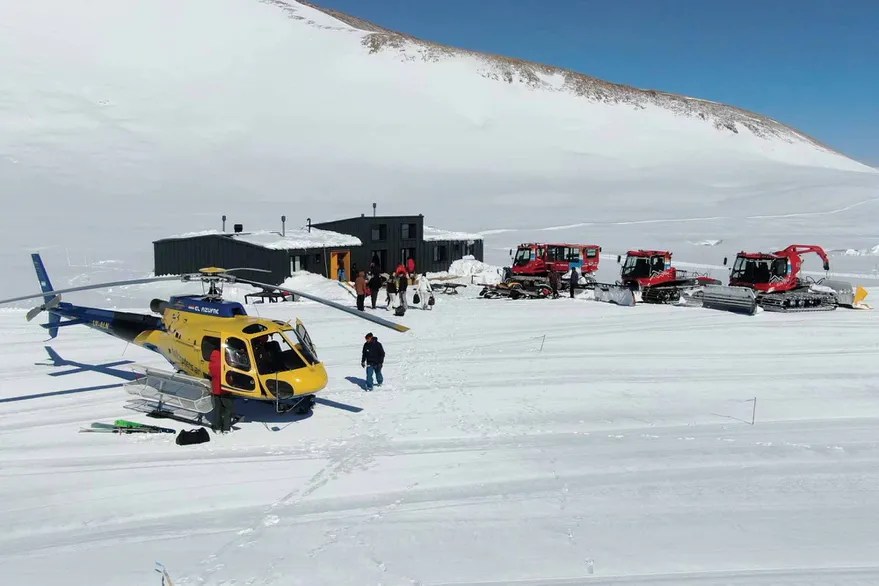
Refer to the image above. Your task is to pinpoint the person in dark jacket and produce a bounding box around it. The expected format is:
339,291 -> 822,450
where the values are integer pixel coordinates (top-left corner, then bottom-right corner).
208,348 -> 234,432
368,272 -> 383,309
568,266 -> 579,298
397,272 -> 409,309
385,276 -> 398,309
361,332 -> 385,390
548,268 -> 559,298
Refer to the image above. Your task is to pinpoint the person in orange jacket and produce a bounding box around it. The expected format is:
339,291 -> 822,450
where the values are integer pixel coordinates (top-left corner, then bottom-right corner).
354,271 -> 367,311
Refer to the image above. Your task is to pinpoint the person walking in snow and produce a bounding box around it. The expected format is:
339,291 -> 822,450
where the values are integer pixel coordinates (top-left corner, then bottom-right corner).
368,272 -> 383,309
361,332 -> 385,390
397,271 -> 409,309
354,271 -> 367,311
568,266 -> 579,298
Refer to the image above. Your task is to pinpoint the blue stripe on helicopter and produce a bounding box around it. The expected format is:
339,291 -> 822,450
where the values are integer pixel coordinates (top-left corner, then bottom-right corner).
168,295 -> 247,317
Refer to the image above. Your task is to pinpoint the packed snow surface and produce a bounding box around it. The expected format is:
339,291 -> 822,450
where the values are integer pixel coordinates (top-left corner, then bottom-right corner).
2,287 -> 879,585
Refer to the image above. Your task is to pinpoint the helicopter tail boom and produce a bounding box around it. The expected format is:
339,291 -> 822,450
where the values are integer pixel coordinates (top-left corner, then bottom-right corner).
31,253 -> 61,338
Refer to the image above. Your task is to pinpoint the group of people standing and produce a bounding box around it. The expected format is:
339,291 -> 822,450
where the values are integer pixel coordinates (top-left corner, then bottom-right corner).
352,258 -> 416,313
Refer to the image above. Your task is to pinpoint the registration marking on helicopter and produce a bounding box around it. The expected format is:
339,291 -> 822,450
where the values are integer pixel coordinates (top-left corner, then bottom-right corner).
90,320 -> 111,330
184,304 -> 221,315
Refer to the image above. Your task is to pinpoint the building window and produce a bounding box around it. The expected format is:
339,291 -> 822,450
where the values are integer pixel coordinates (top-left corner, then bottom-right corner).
290,255 -> 303,273
370,250 -> 387,272
432,245 -> 447,262
371,224 -> 387,241
401,223 -> 417,240
400,247 -> 416,264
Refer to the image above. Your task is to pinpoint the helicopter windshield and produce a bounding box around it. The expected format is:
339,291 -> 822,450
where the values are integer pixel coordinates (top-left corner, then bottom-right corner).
251,332 -> 308,374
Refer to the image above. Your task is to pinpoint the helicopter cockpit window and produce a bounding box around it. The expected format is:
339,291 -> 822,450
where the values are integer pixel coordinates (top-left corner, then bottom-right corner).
252,333 -> 307,374
224,337 -> 251,371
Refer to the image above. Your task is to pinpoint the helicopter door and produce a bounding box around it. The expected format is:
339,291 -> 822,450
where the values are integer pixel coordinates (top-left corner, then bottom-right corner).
293,319 -> 319,364
221,336 -> 259,397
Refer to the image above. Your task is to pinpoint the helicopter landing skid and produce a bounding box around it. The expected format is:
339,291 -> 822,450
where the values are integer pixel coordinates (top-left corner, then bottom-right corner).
124,399 -> 243,430
276,393 -> 316,416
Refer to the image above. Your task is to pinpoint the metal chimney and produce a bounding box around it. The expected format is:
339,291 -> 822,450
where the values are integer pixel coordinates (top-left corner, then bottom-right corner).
281,215 -> 286,236
306,217 -> 311,233
222,215 -> 226,232
372,202 -> 376,217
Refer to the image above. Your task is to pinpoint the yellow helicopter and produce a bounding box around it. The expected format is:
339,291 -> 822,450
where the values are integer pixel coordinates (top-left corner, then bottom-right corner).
0,254 -> 408,419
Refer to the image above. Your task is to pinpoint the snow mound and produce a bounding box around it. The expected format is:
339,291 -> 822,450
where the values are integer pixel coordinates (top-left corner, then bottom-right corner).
430,256 -> 504,284
842,244 -> 879,257
278,272 -> 354,304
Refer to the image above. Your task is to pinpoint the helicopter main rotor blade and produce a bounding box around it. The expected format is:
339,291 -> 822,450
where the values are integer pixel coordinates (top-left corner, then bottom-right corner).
0,275 -> 183,305
222,267 -> 272,273
234,277 -> 410,333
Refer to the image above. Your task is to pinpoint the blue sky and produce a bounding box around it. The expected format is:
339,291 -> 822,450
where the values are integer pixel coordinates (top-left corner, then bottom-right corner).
316,0 -> 878,166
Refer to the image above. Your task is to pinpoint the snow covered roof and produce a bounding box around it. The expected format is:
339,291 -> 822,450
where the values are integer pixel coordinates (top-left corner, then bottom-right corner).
233,229 -> 361,249
158,228 -> 361,249
423,225 -> 483,242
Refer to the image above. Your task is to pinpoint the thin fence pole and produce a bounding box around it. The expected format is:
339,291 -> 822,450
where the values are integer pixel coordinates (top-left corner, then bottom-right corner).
751,397 -> 757,425
539,335 -> 546,352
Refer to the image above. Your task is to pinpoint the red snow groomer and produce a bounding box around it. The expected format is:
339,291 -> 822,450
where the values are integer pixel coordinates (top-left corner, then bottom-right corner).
619,249 -> 720,304
702,244 -> 860,315
508,242 -> 600,288
483,243 -> 601,299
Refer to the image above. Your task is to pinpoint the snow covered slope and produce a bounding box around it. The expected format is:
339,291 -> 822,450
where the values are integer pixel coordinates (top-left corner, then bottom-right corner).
1,0 -> 878,300
2,291 -> 879,585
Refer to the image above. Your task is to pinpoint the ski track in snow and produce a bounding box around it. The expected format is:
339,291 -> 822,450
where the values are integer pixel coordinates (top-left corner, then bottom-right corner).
2,291 -> 879,585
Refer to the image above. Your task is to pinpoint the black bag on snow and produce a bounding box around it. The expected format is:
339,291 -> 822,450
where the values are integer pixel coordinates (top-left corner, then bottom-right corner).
394,305 -> 406,316
413,292 -> 421,304
176,427 -> 210,445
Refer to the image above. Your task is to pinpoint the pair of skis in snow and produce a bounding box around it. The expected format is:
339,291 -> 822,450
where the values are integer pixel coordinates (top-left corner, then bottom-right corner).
79,419 -> 176,434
